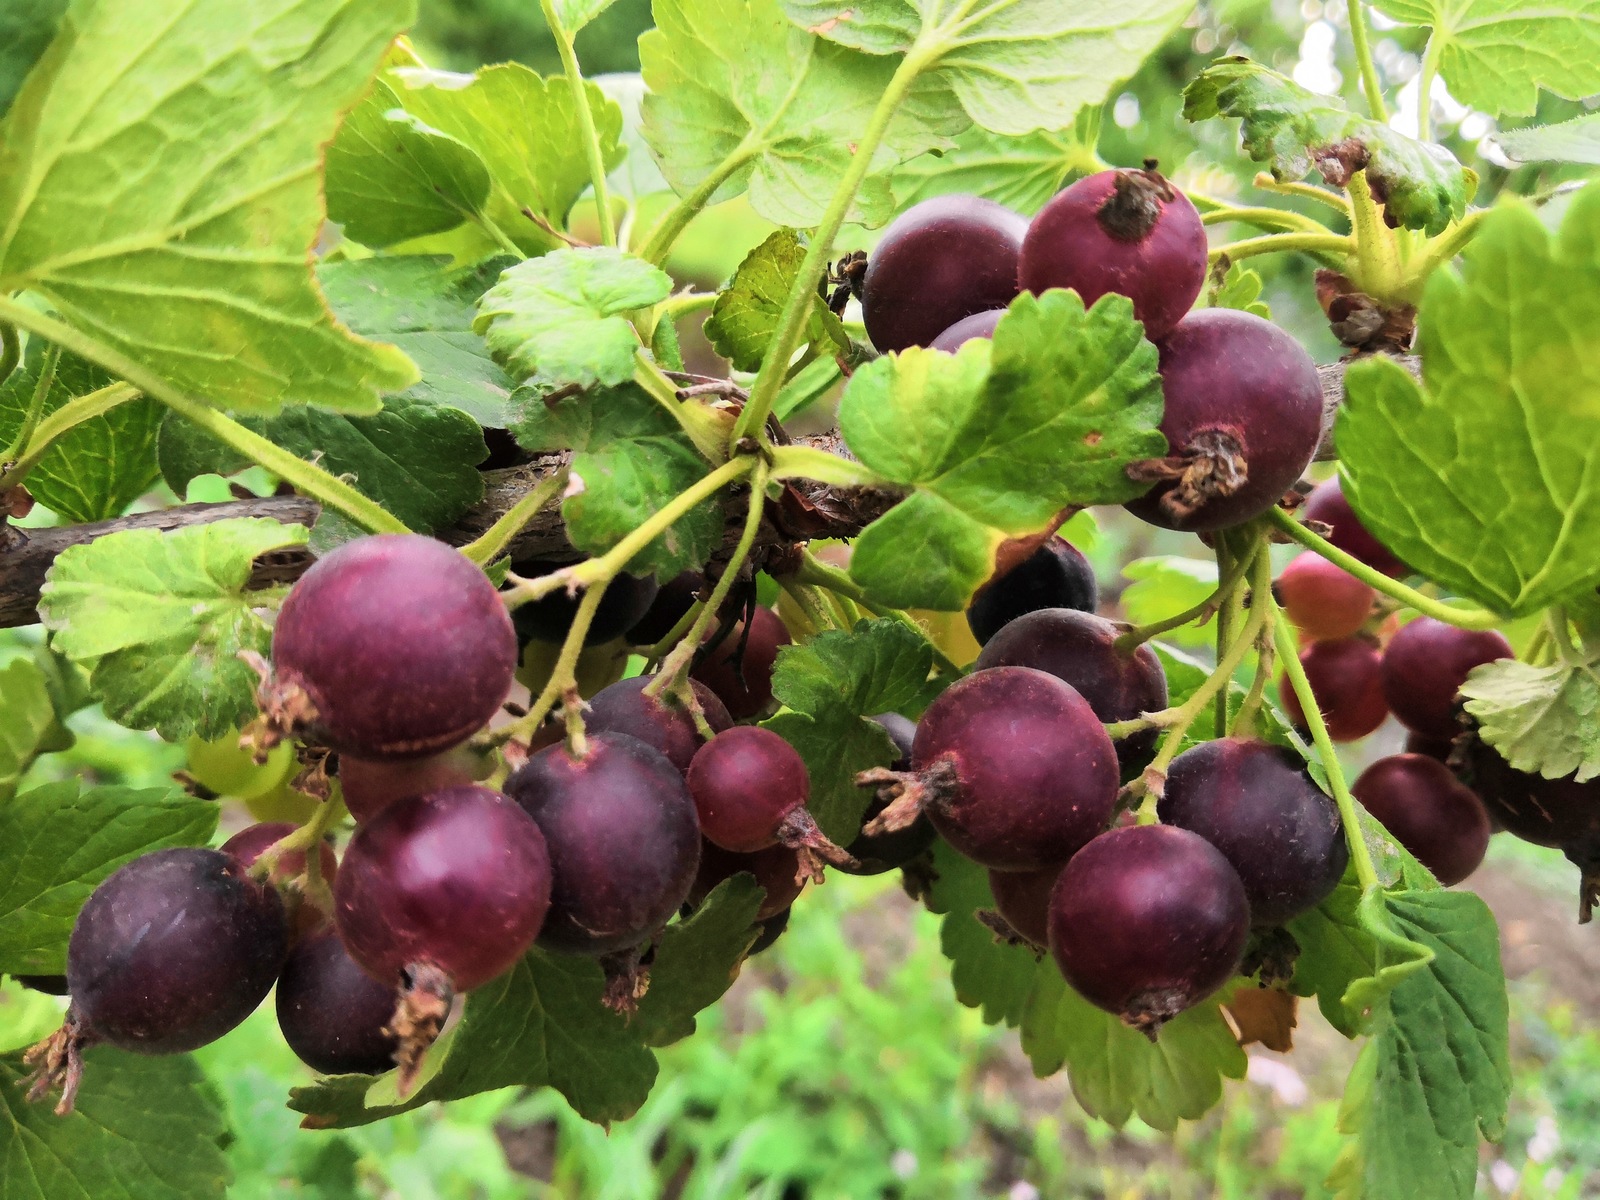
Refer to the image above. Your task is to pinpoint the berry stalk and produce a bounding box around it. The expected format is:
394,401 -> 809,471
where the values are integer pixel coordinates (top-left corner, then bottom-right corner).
538,0 -> 616,249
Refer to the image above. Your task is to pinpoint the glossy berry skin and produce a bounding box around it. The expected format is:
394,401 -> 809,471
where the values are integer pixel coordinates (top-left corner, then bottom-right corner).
512,567 -> 658,647
988,864 -> 1063,950
67,848 -> 288,1054
1353,754 -> 1490,886
1019,167 -> 1206,341
338,745 -> 488,824
276,928 -> 400,1075
966,537 -> 1098,646
272,534 -> 516,760
688,727 -> 811,853
585,676 -> 732,772
1276,552 -> 1375,642
912,666 -> 1118,871
335,786 -> 552,991
1157,739 -> 1348,925
687,841 -> 805,921
976,608 -> 1167,773
221,822 -> 338,886
930,308 -> 1004,352
1457,736 -> 1600,851
691,608 -> 792,720
1049,825 -> 1248,1026
841,714 -> 937,874
1280,637 -> 1388,742
507,735 -> 701,955
1381,618 -> 1513,741
1405,732 -> 1455,763
1302,477 -> 1407,576
626,571 -> 703,646
1125,310 -> 1322,533
861,195 -> 1028,353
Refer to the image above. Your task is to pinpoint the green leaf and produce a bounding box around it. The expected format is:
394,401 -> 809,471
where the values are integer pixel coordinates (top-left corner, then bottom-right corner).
476,248 -> 670,389
640,0 -> 958,229
0,0 -> 65,121
512,383 -> 721,577
841,290 -> 1164,610
703,230 -> 849,373
1369,0 -> 1600,118
288,949 -> 657,1128
0,781 -> 218,975
595,73 -> 671,203
891,110 -> 1102,216
0,0 -> 420,415
551,0 -> 620,33
783,0 -> 1196,137
1331,887 -> 1510,1200
1285,868 -> 1376,1038
0,659 -> 70,805
1207,260 -> 1272,318
1338,187 -> 1600,615
158,395 -> 486,534
922,841 -> 1046,1028
761,618 -> 933,841
317,256 -> 519,429
0,348 -> 163,523
325,79 -> 492,248
1183,57 -> 1475,235
386,63 -> 623,255
1458,655 -> 1600,783
38,519 -> 310,741
1120,556 -> 1218,649
1494,113 -> 1600,165
632,876 -> 763,1047
0,1049 -> 229,1199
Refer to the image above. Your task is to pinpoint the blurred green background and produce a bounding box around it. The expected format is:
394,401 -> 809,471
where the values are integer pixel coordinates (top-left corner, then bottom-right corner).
5,0 -> 1598,1196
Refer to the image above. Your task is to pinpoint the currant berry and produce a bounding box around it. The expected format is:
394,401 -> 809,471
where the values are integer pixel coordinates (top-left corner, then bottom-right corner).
1157,739 -> 1348,925
748,908 -> 791,956
338,744 -> 490,824
625,571 -> 704,646
1276,552 -> 1375,642
987,864 -> 1063,950
275,927 -> 400,1075
687,841 -> 805,921
1380,618 -> 1513,741
1301,477 -> 1407,576
1124,310 -> 1322,533
506,734 -> 701,956
1019,164 -> 1207,341
220,821 -> 338,887
975,608 -> 1168,773
511,566 -> 659,646
840,713 -> 937,875
863,666 -> 1118,872
1457,734 -> 1600,852
1404,731 -> 1455,763
860,195 -> 1028,353
585,676 -> 732,772
930,308 -> 1004,352
268,534 -> 516,760
1352,754 -> 1490,886
1048,824 -> 1249,1032
691,607 -> 791,720
1280,637 -> 1388,742
965,536 -> 1099,646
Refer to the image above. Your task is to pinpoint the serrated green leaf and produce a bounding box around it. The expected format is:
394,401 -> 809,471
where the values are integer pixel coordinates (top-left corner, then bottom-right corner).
1494,113 -> 1600,165
0,781 -> 218,975
632,876 -> 763,1047
512,383 -> 721,577
0,0 -> 65,121
704,230 -> 849,373
1121,556 -> 1218,649
1337,187 -> 1600,615
551,0 -> 620,33
0,1049 -> 229,1199
317,256 -> 519,429
387,63 -> 623,256
1183,57 -> 1475,235
325,78 -> 492,248
1459,655 -> 1600,783
157,394 -> 486,534
594,72 -> 671,203
783,0 -> 1195,137
476,248 -> 670,389
761,618 -> 932,840
1369,0 -> 1600,119
0,348 -> 163,523
891,110 -> 1102,216
1208,260 -> 1272,318
841,290 -> 1164,610
38,519 -> 309,741
0,659 -> 69,805
641,0 -> 959,229
0,0 -> 419,415
922,841 -> 1045,1027
1285,868 -> 1376,1038
288,949 -> 657,1128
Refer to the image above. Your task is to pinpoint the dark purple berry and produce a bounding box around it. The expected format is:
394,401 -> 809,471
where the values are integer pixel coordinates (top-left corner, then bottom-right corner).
1302,477 -> 1407,576
276,928 -> 401,1075
585,675 -> 732,772
1353,754 -> 1490,886
1381,618 -> 1512,742
338,745 -> 489,824
987,864 -> 1062,950
511,566 -> 658,646
966,536 -> 1099,645
626,571 -> 704,646
1280,637 -> 1388,742
691,608 -> 791,720
687,841 -> 805,921
930,308 -> 1004,352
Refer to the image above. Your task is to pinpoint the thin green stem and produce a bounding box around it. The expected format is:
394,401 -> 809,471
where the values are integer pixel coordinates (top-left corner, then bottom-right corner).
1197,203 -> 1335,237
251,794 -> 344,887
502,580 -> 611,747
1266,506 -> 1503,629
1347,0 -> 1390,123
1114,551 -> 1250,653
0,381 -> 140,489
472,211 -> 529,258
1251,174 -> 1353,217
1275,618 -> 1379,890
638,148 -> 755,265
643,598 -> 705,665
1213,534 -> 1237,739
1,344 -> 58,466
1230,546 -> 1278,738
731,45 -> 935,447
1416,35 -> 1440,142
1401,208 -> 1488,290
662,291 -> 718,318
632,358 -> 730,462
768,444 -> 891,488
0,321 -> 18,388
1347,170 -> 1401,294
1208,231 -> 1354,266
0,297 -> 408,533
460,466 -> 569,566
780,578 -> 842,636
791,550 -> 964,677
539,0 -> 615,248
